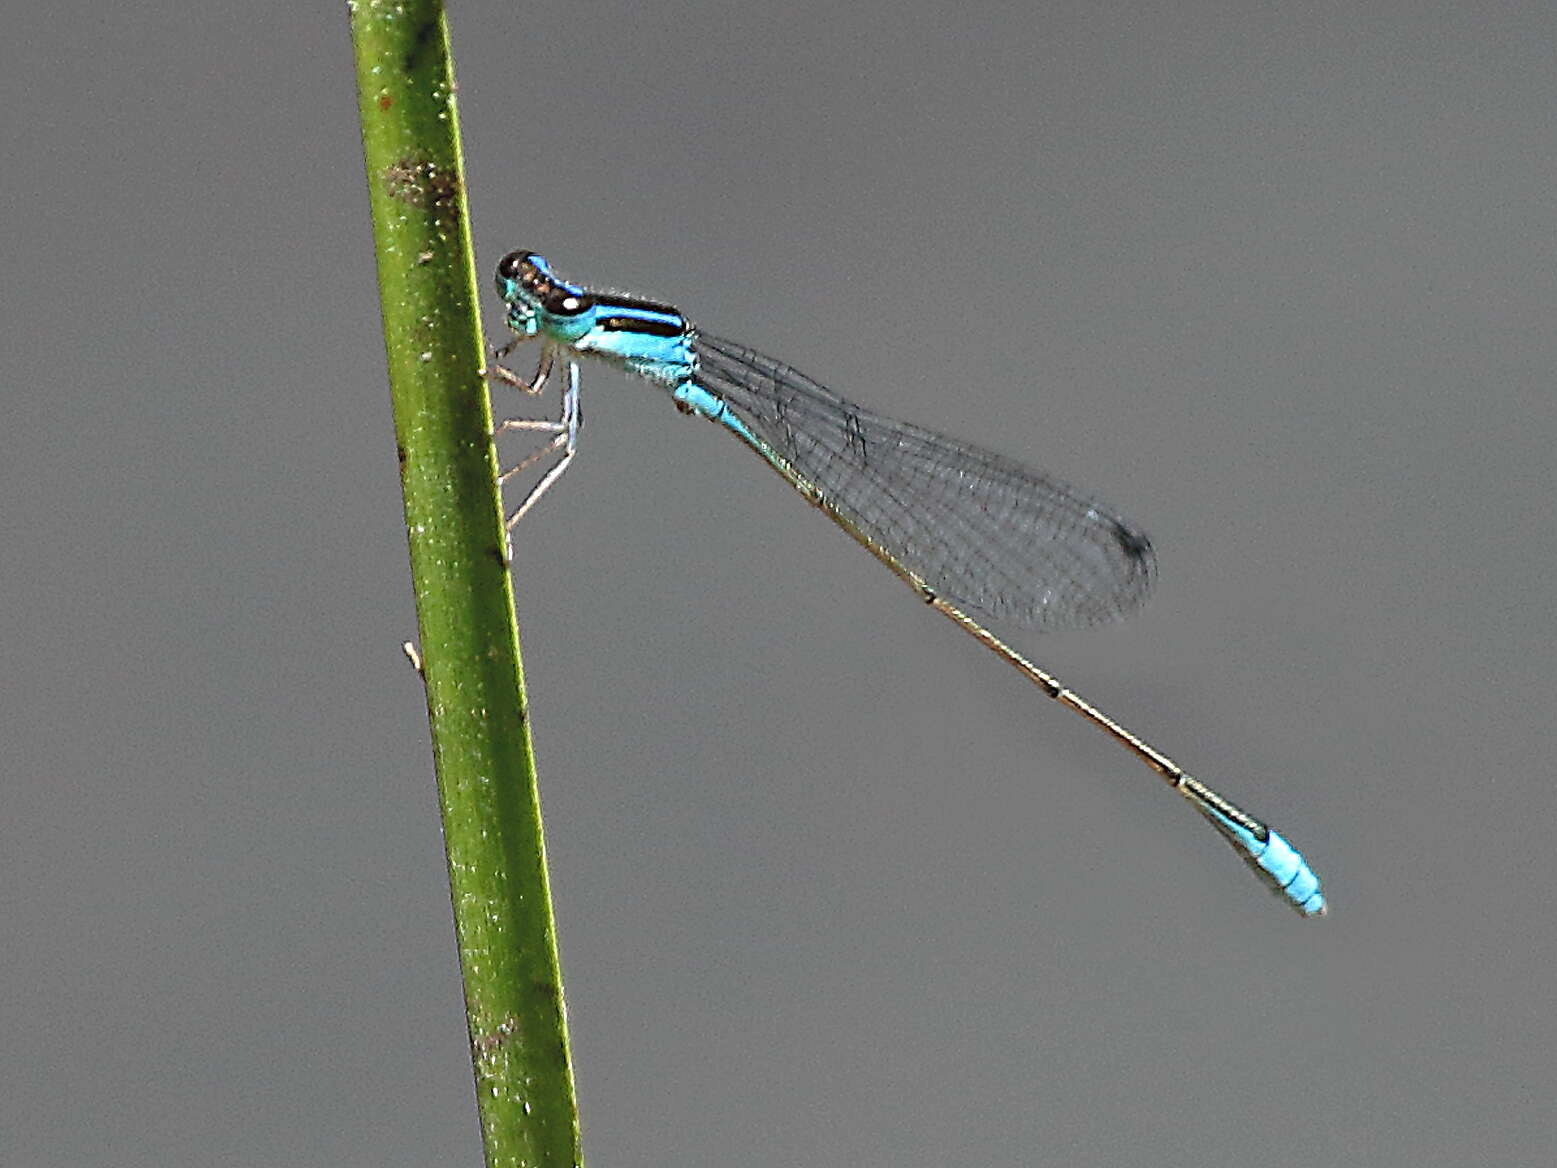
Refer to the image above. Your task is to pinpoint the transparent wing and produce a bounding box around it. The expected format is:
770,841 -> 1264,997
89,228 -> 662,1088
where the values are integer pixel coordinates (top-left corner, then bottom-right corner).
693,333 -> 1156,629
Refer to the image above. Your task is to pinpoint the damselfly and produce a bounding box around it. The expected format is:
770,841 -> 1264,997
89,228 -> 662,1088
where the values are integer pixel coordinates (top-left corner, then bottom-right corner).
491,250 -> 1326,917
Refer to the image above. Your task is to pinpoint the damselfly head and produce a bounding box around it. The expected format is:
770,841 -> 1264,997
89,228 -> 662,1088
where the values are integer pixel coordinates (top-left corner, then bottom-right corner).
496,251 -> 593,319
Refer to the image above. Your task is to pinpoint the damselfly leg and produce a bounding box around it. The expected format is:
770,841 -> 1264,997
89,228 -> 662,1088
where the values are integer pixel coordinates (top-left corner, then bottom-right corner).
488,342 -> 583,529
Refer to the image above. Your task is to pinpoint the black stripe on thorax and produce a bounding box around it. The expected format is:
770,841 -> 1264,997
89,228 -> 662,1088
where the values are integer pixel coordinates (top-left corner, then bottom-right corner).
593,293 -> 688,338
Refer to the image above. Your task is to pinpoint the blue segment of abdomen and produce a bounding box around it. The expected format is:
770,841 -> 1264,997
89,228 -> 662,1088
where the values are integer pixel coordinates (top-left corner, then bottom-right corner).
670,380 -> 762,446
1191,802 -> 1327,916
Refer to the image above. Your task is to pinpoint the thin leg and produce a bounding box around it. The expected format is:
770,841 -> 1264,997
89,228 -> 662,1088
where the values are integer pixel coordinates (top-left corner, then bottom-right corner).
491,340 -> 567,484
497,427 -> 568,485
503,360 -> 582,530
490,343 -> 555,397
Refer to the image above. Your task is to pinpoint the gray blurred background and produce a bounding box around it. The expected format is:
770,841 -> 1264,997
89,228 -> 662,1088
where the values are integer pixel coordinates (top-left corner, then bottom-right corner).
6,2 -> 1555,1165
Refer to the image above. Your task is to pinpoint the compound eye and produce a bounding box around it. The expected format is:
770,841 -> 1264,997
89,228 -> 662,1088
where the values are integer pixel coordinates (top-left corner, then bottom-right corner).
495,250 -> 535,283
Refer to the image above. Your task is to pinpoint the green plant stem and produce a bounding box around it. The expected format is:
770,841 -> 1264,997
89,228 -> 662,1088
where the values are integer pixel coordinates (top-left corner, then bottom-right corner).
349,5 -> 581,1165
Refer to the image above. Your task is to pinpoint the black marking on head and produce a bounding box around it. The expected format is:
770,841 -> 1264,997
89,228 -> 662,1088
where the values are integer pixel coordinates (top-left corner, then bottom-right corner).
538,284 -> 591,316
494,252 -> 589,314
496,250 -> 533,283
